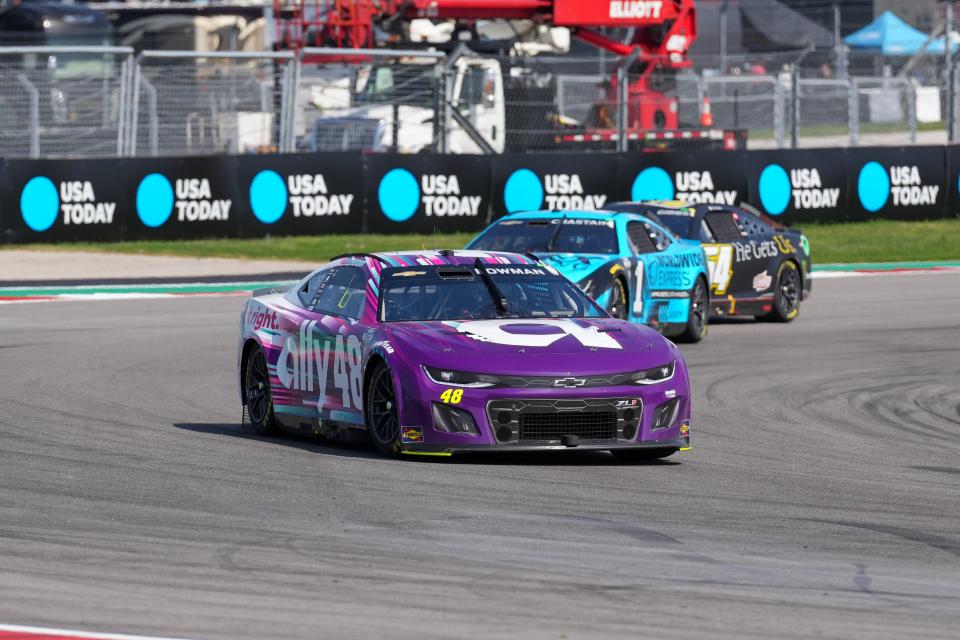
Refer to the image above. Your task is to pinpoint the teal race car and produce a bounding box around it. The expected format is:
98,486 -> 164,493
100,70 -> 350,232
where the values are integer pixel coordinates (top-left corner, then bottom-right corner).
466,210 -> 711,342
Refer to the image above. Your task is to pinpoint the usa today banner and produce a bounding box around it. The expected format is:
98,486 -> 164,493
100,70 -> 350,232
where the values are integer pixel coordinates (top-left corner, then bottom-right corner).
491,153 -> 619,218
845,146 -> 947,220
618,151 -> 747,207
236,153 -> 363,237
365,154 -> 491,234
744,149 -> 849,223
123,156 -> 240,240
3,158 -> 125,242
3,148 -> 958,245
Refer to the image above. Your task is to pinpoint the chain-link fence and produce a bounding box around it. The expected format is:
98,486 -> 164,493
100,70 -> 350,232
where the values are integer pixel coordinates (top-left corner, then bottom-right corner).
129,50 -> 294,157
0,46 -> 132,158
704,74 -> 784,147
294,48 -> 445,154
1,45 -> 958,157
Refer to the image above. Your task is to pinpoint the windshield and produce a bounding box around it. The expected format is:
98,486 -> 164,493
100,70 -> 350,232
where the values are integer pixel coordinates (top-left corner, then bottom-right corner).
379,264 -> 606,322
355,64 -> 435,108
468,218 -> 619,255
647,210 -> 695,238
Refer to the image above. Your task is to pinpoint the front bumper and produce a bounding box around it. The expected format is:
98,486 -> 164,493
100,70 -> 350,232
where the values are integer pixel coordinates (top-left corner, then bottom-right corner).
401,434 -> 689,456
397,378 -> 692,455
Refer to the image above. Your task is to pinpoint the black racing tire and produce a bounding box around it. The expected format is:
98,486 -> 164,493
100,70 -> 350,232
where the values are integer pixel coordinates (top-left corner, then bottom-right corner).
244,346 -> 280,436
365,361 -> 402,457
605,277 -> 629,320
761,260 -> 802,323
676,276 -> 708,343
611,448 -> 678,462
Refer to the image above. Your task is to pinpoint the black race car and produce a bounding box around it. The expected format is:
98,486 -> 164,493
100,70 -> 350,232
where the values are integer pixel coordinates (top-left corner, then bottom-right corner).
605,200 -> 811,321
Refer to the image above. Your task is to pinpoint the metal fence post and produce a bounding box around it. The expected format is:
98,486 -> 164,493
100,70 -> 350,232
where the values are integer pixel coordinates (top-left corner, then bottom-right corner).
129,56 -> 142,157
285,57 -> 300,152
948,2 -> 956,143
907,79 -> 917,144
848,77 -> 859,146
774,78 -> 785,148
790,66 -> 800,148
117,55 -> 129,156
140,76 -> 159,156
15,73 -> 40,158
617,49 -> 640,153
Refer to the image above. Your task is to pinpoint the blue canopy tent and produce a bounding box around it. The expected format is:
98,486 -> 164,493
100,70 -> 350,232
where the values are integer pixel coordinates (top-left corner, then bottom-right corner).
845,11 -> 953,56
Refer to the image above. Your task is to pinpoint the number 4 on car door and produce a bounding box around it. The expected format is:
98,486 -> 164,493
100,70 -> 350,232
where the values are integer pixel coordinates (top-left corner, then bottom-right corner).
702,244 -> 733,295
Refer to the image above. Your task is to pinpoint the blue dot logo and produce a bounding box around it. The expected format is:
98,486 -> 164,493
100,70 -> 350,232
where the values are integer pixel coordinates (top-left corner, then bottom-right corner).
250,170 -> 287,224
20,176 -> 59,232
858,161 -> 890,213
631,167 -> 674,201
378,168 -> 420,222
136,173 -> 175,228
758,164 -> 791,215
504,169 -> 544,213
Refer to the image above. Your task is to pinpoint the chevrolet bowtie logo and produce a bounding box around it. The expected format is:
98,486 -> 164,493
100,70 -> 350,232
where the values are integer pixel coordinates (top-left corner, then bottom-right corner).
553,377 -> 586,388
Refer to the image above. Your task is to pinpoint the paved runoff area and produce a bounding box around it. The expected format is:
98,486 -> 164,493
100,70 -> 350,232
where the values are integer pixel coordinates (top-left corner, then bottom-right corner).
0,266 -> 959,639
0,250 -> 313,285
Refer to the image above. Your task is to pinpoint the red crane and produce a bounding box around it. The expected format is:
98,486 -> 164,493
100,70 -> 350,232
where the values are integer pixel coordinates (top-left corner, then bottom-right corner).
274,0 -> 706,139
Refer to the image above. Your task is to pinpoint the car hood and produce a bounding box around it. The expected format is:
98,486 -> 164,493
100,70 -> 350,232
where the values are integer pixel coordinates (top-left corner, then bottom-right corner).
384,317 -> 676,376
537,253 -> 616,284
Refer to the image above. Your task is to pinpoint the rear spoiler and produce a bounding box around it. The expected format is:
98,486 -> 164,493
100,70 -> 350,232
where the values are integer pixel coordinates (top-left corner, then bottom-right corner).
251,286 -> 285,297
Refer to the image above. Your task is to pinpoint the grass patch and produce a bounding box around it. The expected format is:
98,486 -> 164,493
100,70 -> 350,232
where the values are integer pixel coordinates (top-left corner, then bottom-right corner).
799,218 -> 960,264
5,219 -> 960,265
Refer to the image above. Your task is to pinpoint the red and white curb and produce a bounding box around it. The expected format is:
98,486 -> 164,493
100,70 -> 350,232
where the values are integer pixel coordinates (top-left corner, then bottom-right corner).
0,623 -> 188,640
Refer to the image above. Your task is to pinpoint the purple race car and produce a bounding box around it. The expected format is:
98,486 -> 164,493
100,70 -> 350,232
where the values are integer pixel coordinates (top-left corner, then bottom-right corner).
238,250 -> 691,459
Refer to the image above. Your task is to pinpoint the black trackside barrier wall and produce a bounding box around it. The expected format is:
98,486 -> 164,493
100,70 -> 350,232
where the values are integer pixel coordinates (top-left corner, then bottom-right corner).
2,147 -> 958,244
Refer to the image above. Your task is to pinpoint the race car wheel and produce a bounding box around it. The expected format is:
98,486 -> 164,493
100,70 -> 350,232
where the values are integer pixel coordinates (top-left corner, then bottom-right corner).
366,362 -> 401,457
612,448 -> 677,462
763,261 -> 801,322
606,278 -> 629,320
244,346 -> 279,436
676,276 -> 708,343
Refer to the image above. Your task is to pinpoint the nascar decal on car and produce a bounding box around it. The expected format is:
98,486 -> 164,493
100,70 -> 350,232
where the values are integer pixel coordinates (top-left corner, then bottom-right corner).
246,307 -> 279,331
732,235 -> 794,262
401,426 -> 424,443
440,389 -> 464,404
752,270 -> 772,292
276,322 -> 362,410
444,319 -> 623,349
645,253 -> 699,289
702,244 -> 733,295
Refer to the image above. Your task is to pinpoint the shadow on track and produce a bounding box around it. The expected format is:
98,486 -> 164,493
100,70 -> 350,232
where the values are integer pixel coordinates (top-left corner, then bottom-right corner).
174,422 -> 682,467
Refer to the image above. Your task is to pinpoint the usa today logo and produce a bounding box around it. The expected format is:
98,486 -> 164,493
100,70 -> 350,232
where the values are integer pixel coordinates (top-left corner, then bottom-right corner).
630,166 -> 736,205
503,169 -> 606,212
20,176 -> 116,232
758,164 -> 839,215
378,168 -> 480,221
249,170 -> 354,224
135,173 -> 231,227
856,161 -> 938,212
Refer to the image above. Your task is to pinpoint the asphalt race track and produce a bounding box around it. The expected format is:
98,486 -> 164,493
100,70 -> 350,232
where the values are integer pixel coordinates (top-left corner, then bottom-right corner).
1,273 -> 959,639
